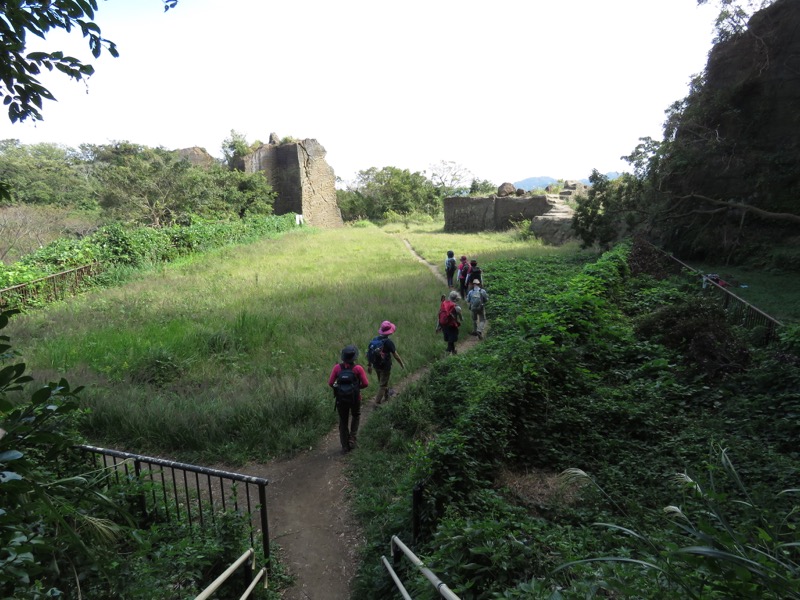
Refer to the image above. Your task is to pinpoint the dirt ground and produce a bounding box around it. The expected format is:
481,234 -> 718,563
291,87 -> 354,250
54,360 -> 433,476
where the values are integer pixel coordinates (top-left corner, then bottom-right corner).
223,241 -> 481,599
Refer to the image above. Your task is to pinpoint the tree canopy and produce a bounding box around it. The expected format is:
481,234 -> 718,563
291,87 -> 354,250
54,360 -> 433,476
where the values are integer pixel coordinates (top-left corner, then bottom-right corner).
336,166 -> 442,221
0,0 -> 178,123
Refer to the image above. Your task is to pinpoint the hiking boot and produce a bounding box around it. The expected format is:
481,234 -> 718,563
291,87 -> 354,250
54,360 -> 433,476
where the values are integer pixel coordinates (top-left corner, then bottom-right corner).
470,331 -> 478,336
348,434 -> 357,450
477,332 -> 483,340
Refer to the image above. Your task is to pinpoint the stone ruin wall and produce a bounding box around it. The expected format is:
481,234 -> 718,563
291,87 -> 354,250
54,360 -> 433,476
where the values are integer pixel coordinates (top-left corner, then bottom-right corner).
243,137 -> 343,228
443,195 -> 552,232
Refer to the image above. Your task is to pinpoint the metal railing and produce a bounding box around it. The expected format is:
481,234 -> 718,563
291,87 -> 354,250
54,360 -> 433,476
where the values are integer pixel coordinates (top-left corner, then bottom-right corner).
76,444 -> 271,572
195,548 -> 267,600
382,535 -> 460,600
0,262 -> 102,309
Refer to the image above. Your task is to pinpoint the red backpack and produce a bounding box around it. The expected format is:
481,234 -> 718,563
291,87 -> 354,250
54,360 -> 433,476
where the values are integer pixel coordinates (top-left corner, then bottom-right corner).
438,300 -> 459,327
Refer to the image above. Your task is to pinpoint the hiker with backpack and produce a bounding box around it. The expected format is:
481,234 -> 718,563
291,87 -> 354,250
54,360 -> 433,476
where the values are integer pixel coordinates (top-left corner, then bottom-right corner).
457,255 -> 469,299
444,250 -> 457,289
436,290 -> 463,355
367,320 -> 406,405
464,259 -> 483,289
328,345 -> 369,453
466,278 -> 489,339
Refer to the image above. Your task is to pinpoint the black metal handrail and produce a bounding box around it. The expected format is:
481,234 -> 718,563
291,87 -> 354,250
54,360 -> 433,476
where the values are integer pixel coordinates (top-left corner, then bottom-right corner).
76,444 -> 271,572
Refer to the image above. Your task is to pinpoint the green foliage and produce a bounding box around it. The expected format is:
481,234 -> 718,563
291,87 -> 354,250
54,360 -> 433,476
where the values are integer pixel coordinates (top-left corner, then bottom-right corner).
1,2 -> 114,122
558,446 -> 800,599
571,169 -> 643,249
0,215 -> 297,294
350,238 -> 799,598
0,140 -> 97,208
469,178 -> 496,196
0,263 -> 48,288
1,140 -> 275,230
698,0 -> 776,43
339,166 -> 443,221
221,129 -> 252,169
0,308 -> 279,597
509,218 -> 535,241
779,323 -> 800,355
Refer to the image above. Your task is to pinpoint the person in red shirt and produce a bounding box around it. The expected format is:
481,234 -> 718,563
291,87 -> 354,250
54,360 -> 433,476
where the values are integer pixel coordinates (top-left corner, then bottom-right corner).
328,345 -> 369,453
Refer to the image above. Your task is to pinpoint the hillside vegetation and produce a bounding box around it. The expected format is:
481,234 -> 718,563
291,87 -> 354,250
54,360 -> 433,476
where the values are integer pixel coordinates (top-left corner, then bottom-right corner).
3,218 -> 799,597
349,237 -> 800,599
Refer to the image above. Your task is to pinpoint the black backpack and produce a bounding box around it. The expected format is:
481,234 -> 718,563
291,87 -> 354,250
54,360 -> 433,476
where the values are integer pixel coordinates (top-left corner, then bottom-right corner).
367,336 -> 389,369
468,266 -> 482,285
334,363 -> 359,404
445,257 -> 457,272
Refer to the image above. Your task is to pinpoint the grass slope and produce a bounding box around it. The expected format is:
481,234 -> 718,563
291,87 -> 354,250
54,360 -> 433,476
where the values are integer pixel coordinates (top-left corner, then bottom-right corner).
6,223 -> 553,462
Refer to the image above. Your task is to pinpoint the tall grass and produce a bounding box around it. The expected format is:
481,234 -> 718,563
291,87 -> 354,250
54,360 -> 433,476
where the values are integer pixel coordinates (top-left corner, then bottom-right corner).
4,226 -> 539,462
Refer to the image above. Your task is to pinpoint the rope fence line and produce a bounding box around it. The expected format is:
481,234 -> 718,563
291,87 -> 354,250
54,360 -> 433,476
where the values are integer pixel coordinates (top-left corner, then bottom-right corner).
644,241 -> 783,342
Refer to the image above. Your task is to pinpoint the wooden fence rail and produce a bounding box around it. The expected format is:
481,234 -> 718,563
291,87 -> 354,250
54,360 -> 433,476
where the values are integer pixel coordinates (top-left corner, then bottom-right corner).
0,262 -> 103,309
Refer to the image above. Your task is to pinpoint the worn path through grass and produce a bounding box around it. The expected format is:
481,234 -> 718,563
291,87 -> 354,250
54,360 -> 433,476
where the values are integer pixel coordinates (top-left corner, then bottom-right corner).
215,235 -> 482,600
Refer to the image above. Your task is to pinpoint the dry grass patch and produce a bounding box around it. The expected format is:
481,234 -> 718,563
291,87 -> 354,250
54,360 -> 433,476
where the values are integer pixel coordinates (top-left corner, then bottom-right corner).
496,467 -> 580,512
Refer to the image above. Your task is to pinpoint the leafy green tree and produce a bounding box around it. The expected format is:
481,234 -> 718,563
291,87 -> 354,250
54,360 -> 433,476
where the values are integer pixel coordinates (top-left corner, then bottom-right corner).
191,165 -> 275,219
94,146 -> 199,227
344,166 -> 442,220
0,139 -> 96,208
697,0 -> 775,43
469,178 -> 497,196
0,1 -> 178,124
221,129 -> 252,170
571,169 -> 643,249
88,142 -> 275,224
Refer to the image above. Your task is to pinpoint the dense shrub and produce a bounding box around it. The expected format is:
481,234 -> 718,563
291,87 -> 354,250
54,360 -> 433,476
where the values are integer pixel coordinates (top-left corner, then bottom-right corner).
1,214 -> 298,291
351,241 -> 800,599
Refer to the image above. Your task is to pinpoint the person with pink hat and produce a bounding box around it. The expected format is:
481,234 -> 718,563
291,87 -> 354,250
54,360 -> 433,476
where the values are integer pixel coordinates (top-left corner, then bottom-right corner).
366,320 -> 406,405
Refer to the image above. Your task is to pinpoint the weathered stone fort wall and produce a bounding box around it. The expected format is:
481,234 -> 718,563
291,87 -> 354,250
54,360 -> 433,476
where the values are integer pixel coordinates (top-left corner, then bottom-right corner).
243,137 -> 342,228
443,195 -> 551,232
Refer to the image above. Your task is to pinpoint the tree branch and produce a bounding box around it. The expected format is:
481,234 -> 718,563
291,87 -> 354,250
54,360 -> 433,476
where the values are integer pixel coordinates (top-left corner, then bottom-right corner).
676,194 -> 800,224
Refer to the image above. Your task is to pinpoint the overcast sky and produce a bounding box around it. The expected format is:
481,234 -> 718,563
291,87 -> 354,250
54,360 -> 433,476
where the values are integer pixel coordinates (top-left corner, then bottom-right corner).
2,0 -> 718,185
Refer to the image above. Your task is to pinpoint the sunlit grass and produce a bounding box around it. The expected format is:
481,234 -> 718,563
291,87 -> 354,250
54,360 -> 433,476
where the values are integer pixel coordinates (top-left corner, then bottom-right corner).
7,224 -> 580,462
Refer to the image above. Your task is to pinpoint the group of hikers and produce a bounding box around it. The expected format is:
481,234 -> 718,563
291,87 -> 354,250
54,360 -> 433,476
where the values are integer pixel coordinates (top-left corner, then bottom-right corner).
328,250 -> 488,454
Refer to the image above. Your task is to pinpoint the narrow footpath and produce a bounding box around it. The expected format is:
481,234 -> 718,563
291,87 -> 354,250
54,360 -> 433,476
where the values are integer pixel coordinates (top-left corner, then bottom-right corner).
226,240 -> 480,599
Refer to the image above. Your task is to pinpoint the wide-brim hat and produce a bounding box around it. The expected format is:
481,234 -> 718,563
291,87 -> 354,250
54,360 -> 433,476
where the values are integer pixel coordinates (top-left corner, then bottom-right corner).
472,279 -> 481,285
341,345 -> 358,362
378,320 -> 396,335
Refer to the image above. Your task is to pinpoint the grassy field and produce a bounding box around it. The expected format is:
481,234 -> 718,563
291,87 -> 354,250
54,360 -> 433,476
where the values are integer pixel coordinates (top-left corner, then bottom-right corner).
6,222 -> 558,462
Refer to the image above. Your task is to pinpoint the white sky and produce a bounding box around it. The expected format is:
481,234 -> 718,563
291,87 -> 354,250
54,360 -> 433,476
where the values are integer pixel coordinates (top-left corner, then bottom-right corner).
2,0 -> 718,185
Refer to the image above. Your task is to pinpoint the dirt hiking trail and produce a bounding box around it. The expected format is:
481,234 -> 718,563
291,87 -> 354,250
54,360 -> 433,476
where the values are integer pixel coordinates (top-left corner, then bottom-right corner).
221,240 -> 481,599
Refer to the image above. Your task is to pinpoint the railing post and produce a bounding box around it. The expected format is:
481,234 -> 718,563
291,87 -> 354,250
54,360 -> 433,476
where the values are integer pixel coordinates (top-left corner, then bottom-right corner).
133,459 -> 148,524
259,483 -> 271,574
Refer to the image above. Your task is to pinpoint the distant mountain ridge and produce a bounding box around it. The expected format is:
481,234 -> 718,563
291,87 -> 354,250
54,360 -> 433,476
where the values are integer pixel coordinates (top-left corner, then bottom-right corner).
513,172 -> 620,190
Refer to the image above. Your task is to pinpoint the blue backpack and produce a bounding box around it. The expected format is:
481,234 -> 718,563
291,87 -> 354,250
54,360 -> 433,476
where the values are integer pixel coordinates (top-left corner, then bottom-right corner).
367,336 -> 389,369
